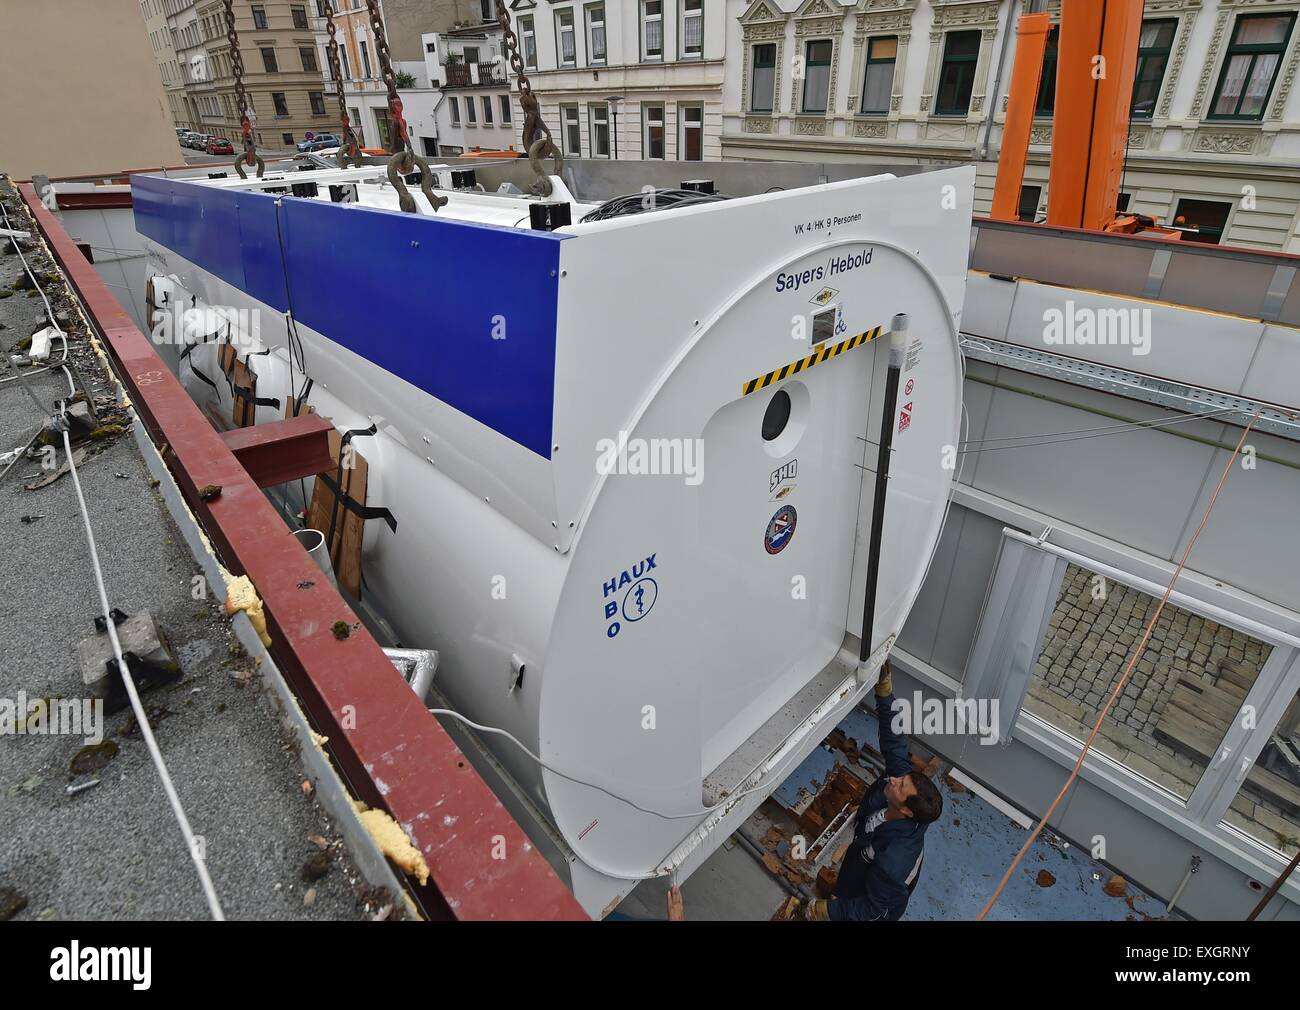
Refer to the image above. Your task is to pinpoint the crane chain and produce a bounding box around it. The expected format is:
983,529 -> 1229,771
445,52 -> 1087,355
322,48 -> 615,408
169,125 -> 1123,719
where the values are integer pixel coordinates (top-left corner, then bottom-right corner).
323,3 -> 362,168
365,0 -> 444,212
222,0 -> 264,179
495,0 -> 561,196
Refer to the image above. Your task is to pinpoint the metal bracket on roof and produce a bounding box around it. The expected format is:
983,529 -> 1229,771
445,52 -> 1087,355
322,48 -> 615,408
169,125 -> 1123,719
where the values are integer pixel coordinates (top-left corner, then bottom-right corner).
958,334 -> 1300,443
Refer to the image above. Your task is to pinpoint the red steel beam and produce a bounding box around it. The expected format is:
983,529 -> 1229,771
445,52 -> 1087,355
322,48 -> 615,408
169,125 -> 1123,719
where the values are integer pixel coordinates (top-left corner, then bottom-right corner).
219,413 -> 337,489
17,183 -> 587,922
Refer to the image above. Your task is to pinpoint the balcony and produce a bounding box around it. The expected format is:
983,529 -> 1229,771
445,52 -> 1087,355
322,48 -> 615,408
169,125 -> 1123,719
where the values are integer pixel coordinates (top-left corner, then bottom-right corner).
443,61 -> 508,89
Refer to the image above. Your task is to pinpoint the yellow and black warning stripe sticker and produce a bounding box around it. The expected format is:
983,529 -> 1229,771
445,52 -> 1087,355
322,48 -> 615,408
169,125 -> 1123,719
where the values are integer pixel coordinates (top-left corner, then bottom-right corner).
741,324 -> 884,397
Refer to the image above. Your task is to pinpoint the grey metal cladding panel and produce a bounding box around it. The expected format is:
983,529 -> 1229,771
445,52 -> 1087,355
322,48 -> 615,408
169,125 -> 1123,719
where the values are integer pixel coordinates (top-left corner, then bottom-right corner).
968,379 -> 1223,560
1245,324 -> 1300,409
1170,438 -> 1300,612
897,507 -> 966,667
962,272 -> 1016,340
1002,284 -> 1261,394
929,507 -> 1010,683
1277,274 -> 1300,328
1159,252 -> 1276,322
958,365 -> 996,488
970,227 -> 1152,298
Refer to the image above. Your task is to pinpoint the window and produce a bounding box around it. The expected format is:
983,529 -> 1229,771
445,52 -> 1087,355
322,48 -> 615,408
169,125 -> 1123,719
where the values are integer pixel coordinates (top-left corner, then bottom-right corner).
642,0 -> 663,61
373,109 -> 391,148
463,46 -> 480,64
587,4 -> 606,65
1132,18 -> 1177,118
282,132 -> 294,146
1117,192 -> 1132,213
1221,681 -> 1300,861
680,103 -> 703,160
935,30 -> 980,116
309,91 -> 326,115
590,104 -> 610,157
1036,26 -> 1059,116
801,40 -> 832,114
751,43 -> 776,113
482,96 -> 493,125
1210,13 -> 1295,119
340,51 -> 350,80
643,102 -> 664,158
449,96 -> 460,126
500,95 -> 511,122
272,92 -> 289,116
562,104 -> 581,155
466,95 -> 477,124
300,47 -> 318,72
1173,198 -> 1231,245
479,0 -> 492,20
422,136 -> 438,157
1020,560 -> 1271,803
349,107 -> 361,142
261,47 -> 278,73
316,1 -> 329,17
681,0 -> 703,59
291,4 -> 308,30
861,36 -> 896,114
1017,185 -> 1041,223
426,42 -> 436,54
519,16 -> 537,69
557,9 -> 576,67
360,40 -> 372,78
252,4 -> 267,30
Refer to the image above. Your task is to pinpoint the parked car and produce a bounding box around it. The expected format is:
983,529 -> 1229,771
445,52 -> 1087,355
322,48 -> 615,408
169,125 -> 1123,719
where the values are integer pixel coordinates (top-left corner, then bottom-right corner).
297,133 -> 338,152
187,133 -> 210,150
206,137 -> 234,155
179,131 -> 198,147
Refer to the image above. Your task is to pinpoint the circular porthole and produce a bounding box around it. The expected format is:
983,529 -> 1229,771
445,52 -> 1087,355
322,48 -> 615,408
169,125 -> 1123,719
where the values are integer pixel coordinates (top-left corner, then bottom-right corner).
761,382 -> 809,459
762,389 -> 792,441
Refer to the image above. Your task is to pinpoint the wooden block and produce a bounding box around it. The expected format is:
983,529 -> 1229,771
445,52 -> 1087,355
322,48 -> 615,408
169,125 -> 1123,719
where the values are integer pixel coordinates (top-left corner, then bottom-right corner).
307,427 -> 368,599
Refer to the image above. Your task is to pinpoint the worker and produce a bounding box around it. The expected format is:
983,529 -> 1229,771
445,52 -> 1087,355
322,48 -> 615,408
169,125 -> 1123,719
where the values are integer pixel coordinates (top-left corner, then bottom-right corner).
791,662 -> 943,921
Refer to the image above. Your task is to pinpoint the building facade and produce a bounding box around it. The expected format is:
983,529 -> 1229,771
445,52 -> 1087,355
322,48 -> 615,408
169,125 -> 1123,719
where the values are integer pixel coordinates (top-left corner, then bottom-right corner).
425,20 -> 518,157
505,0 -> 725,161
723,0 -> 1300,252
317,0 -> 470,150
145,0 -> 334,149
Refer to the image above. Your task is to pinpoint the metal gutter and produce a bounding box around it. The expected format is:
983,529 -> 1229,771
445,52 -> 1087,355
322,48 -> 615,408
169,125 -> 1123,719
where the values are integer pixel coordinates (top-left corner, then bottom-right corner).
15,182 -> 587,922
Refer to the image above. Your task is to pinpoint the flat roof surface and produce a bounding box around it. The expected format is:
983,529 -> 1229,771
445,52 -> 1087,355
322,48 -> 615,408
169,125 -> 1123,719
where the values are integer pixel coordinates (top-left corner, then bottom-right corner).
0,185 -> 377,921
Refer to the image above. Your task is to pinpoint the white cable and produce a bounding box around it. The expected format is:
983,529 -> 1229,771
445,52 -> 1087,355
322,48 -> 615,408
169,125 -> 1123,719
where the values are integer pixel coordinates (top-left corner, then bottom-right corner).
427,708 -> 772,822
959,404 -> 1240,447
60,426 -> 226,921
0,201 -> 77,399
956,406 -> 1242,455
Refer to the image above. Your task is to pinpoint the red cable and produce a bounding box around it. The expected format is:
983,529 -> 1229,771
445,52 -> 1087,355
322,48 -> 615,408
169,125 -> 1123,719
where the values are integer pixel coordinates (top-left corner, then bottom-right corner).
977,411 -> 1262,920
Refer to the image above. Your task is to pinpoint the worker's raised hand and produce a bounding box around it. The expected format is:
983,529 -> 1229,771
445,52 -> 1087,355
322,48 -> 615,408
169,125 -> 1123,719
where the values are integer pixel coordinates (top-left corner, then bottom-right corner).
667,885 -> 684,921
875,661 -> 894,699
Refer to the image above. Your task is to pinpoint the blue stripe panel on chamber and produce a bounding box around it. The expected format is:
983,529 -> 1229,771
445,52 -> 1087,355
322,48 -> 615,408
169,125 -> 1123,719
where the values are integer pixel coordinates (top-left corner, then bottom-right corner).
280,197 -> 563,460
130,174 -> 563,459
132,174 -> 289,311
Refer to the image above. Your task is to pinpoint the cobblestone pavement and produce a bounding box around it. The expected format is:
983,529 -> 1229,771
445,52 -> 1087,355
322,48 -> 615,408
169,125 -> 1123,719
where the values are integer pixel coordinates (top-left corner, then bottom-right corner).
1025,564 -> 1272,799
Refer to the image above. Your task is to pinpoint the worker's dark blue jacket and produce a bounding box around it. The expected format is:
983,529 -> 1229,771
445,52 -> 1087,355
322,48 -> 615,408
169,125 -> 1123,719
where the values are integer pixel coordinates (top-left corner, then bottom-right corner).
828,691 -> 929,922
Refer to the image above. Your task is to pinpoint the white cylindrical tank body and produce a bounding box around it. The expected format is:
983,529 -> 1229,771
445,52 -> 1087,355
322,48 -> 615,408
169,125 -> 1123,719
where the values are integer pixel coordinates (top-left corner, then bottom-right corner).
137,166 -> 974,915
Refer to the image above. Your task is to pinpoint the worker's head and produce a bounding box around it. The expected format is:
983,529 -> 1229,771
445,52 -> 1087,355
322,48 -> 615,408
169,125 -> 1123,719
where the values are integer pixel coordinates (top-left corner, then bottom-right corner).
884,771 -> 944,824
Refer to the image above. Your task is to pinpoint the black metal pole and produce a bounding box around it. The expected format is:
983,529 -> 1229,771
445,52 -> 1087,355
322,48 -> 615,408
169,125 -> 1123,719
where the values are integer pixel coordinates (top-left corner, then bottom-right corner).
860,313 -> 908,664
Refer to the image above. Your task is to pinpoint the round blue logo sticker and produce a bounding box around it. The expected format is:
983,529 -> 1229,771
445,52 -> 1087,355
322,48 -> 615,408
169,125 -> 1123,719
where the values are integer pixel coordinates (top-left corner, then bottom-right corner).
765,505 -> 798,555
